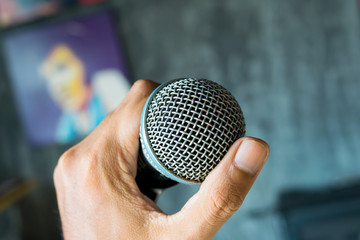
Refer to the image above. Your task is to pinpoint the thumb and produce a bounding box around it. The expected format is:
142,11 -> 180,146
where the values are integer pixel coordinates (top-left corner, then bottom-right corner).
172,137 -> 269,239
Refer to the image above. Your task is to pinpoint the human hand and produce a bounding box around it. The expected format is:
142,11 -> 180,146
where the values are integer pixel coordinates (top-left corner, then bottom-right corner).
54,79 -> 270,240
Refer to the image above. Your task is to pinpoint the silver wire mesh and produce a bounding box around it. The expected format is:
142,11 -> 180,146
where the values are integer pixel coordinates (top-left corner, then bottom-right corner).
145,78 -> 245,183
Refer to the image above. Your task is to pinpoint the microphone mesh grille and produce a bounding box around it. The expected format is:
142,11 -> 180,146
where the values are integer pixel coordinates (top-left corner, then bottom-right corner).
145,78 -> 245,183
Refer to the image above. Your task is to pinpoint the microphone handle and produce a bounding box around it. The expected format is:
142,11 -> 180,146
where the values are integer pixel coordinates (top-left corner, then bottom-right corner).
135,147 -> 178,201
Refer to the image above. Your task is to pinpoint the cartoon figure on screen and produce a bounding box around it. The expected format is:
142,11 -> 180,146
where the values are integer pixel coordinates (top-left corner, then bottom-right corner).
40,44 -> 130,143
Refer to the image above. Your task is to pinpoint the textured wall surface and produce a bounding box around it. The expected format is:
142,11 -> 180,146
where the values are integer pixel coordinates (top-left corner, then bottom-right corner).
1,0 -> 360,239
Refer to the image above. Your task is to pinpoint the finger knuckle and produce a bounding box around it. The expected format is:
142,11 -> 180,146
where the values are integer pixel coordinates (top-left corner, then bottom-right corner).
226,181 -> 245,211
132,79 -> 155,90
54,145 -> 101,190
58,147 -> 77,167
54,146 -> 83,178
206,187 -> 243,225
53,147 -> 76,186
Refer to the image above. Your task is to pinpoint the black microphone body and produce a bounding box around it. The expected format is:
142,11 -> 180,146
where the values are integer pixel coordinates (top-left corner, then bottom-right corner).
135,78 -> 246,200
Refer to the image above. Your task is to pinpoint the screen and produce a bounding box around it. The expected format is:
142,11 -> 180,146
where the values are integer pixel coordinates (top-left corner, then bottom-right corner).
2,10 -> 131,145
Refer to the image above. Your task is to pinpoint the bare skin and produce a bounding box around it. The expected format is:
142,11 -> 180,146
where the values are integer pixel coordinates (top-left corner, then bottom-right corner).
54,79 -> 270,240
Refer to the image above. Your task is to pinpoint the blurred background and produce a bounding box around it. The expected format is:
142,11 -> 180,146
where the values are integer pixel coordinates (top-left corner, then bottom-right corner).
1,0 -> 360,239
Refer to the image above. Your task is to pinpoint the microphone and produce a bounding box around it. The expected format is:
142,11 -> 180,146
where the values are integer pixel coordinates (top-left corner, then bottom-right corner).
135,78 -> 246,200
